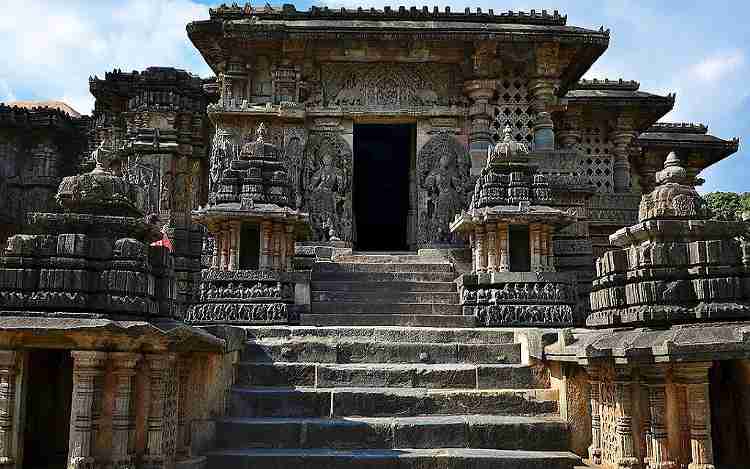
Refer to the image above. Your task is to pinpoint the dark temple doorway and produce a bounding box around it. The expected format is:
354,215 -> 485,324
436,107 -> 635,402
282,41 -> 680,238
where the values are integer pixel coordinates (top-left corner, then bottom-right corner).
353,124 -> 414,251
23,349 -> 73,469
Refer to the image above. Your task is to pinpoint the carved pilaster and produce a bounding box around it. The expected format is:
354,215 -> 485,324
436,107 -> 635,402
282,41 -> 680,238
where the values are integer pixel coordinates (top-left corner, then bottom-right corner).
0,351 -> 21,469
474,226 -> 486,273
228,223 -> 239,271
528,77 -> 559,151
558,108 -> 583,149
261,221 -> 273,270
674,363 -> 714,469
143,354 -> 178,469
285,225 -> 295,271
486,223 -> 497,273
586,365 -> 603,465
643,366 -> 676,469
613,115 -> 637,193
272,222 -> 282,270
110,352 -> 140,469
463,79 -> 496,175
530,223 -> 542,271
614,366 -> 641,469
177,354 -> 192,460
497,223 -> 509,272
68,351 -> 107,469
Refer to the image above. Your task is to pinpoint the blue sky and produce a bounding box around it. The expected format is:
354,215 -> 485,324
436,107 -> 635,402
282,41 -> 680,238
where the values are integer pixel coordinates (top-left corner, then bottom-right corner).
0,0 -> 747,192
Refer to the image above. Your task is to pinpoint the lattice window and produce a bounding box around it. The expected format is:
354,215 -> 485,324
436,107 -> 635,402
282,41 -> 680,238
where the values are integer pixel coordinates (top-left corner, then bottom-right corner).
492,72 -> 535,146
578,124 -> 614,193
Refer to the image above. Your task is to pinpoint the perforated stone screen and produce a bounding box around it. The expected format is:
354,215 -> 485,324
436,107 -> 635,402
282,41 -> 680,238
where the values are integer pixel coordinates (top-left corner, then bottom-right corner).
492,73 -> 535,146
578,123 -> 614,193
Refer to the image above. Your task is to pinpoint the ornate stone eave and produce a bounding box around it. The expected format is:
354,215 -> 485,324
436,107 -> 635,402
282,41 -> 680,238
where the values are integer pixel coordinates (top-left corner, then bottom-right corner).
0,316 -> 226,353
563,85 -> 675,131
636,127 -> 740,168
545,322 -> 750,365
451,205 -> 576,233
192,203 -> 309,229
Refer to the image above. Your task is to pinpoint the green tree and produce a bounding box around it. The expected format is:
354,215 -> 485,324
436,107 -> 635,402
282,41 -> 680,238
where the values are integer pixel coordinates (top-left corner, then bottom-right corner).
702,192 -> 750,221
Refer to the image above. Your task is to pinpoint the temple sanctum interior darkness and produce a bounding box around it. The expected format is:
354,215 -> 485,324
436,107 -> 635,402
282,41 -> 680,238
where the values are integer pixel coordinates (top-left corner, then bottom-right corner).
353,123 -> 413,251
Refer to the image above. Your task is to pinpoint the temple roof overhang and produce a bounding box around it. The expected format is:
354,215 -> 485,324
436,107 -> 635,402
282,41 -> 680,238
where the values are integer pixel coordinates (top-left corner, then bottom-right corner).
637,122 -> 740,169
187,5 -> 610,92
192,203 -> 310,230
450,205 -> 576,233
564,79 -> 675,131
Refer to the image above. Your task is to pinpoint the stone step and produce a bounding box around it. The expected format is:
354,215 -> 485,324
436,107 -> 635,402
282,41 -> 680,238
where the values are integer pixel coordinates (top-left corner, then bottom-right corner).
243,326 -> 515,345
215,415 -> 568,451
310,302 -> 462,315
301,314 -> 476,328
312,291 -> 459,305
310,271 -> 459,283
242,340 -> 521,365
334,254 -> 449,264
315,262 -> 454,273
311,281 -> 457,293
236,362 -> 545,389
206,448 -> 579,469
228,387 -> 558,418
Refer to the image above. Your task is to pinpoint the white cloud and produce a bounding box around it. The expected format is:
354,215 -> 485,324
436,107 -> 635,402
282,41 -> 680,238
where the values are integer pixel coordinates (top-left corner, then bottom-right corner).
690,50 -> 745,82
0,0 -> 212,115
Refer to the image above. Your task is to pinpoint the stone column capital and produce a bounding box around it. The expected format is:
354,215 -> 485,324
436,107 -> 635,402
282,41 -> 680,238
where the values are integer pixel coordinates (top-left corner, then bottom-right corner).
463,79 -> 496,101
70,351 -> 108,369
673,362 -> 712,385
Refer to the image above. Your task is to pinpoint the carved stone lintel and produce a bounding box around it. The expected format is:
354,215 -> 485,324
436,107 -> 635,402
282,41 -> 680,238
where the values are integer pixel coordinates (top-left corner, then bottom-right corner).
68,351 -> 107,469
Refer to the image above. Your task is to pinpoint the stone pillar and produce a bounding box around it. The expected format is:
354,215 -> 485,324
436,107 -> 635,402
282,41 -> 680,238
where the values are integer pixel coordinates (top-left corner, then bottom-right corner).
219,227 -> 229,271
474,226 -> 486,273
675,363 -> 715,469
614,366 -> 641,469
177,354 -> 192,460
545,225 -> 555,271
110,352 -> 140,469
558,108 -> 582,149
528,78 -> 559,151
613,115 -> 637,193
464,79 -> 496,175
228,222 -> 239,271
0,351 -> 21,469
272,222 -> 283,270
530,223 -> 542,271
643,366 -> 676,469
68,351 -> 107,469
285,225 -> 295,271
261,221 -> 273,270
144,354 -> 178,469
497,223 -> 509,272
586,365 -> 603,465
486,223 -> 497,273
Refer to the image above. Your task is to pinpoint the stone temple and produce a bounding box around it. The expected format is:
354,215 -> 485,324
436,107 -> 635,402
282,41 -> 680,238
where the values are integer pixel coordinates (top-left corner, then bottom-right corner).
0,3 -> 747,469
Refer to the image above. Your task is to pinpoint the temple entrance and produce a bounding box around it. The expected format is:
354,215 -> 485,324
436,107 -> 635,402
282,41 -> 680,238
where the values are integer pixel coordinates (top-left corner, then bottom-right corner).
23,350 -> 73,469
353,124 -> 414,251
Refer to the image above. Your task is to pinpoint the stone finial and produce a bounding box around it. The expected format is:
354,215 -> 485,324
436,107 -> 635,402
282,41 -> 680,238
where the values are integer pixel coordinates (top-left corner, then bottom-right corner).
654,151 -> 687,185
638,150 -> 705,222
486,125 -> 529,165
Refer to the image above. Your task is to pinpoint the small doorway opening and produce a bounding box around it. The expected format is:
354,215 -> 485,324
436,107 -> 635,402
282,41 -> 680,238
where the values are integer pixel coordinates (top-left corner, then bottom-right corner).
239,223 -> 260,270
353,124 -> 414,251
509,225 -> 531,272
23,349 -> 73,469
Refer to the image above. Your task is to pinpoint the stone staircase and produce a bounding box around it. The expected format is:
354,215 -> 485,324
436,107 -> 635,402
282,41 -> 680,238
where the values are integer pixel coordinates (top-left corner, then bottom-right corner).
304,253 -> 473,327
205,254 -> 579,468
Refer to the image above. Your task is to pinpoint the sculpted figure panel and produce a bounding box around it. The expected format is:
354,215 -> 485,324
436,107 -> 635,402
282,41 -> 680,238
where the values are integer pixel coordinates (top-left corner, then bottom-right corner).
417,133 -> 470,246
303,133 -> 352,242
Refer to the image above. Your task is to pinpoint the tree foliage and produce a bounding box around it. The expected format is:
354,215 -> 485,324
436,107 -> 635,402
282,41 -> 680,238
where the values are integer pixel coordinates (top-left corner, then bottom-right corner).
701,192 -> 750,221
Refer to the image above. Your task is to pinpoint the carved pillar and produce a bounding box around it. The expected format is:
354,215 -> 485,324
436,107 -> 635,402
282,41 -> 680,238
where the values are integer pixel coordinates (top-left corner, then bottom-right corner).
613,115 -> 637,193
558,108 -> 583,149
228,223 -> 237,271
110,352 -> 140,469
0,351 -> 21,469
586,365 -> 603,465
643,366 -> 676,469
497,223 -> 509,272
474,226 -> 486,273
272,222 -> 283,270
528,77 -> 559,151
614,366 -> 641,469
211,230 -> 220,270
144,353 -> 178,469
285,225 -> 295,271
463,79 -> 496,175
486,223 -> 497,273
530,223 -> 542,271
675,363 -> 715,469
545,225 -> 555,271
68,351 -> 107,469
219,227 -> 229,271
261,221 -> 273,270
177,354 -> 192,460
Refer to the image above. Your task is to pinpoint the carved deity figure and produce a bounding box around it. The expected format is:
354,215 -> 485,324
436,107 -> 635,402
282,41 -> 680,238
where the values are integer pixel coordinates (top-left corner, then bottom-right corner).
424,150 -> 464,243
160,172 -> 173,212
309,146 -> 347,241
487,125 -> 529,165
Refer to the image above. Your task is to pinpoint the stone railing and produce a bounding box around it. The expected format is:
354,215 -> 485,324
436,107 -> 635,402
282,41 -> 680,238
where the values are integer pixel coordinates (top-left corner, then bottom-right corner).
458,271 -> 577,326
